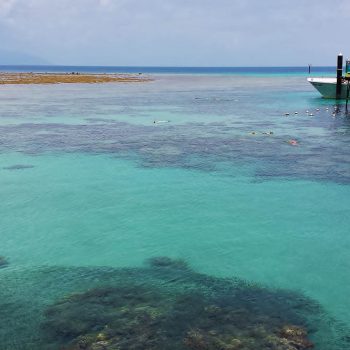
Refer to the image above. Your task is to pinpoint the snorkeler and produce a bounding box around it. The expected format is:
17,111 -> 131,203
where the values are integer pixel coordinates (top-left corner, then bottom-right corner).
288,139 -> 298,146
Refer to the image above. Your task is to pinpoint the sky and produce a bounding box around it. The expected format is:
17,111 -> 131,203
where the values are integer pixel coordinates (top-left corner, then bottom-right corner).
0,0 -> 349,66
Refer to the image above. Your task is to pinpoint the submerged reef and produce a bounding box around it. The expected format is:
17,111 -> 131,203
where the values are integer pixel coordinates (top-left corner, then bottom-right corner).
2,164 -> 35,170
1,103 -> 350,184
0,256 -> 8,268
0,258 -> 348,349
38,258 -> 348,350
43,286 -> 314,350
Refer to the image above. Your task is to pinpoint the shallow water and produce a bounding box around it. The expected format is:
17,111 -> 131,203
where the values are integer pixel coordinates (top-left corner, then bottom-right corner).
0,73 -> 350,349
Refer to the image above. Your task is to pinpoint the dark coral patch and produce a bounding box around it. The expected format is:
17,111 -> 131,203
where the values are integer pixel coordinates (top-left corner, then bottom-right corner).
147,256 -> 190,270
38,258 -> 349,350
1,105 -> 350,183
3,164 -> 35,170
0,259 -> 348,349
0,256 -> 8,268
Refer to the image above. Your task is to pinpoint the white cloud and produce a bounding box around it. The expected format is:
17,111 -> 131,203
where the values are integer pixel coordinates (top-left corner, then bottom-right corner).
0,0 -> 16,16
0,0 -> 350,65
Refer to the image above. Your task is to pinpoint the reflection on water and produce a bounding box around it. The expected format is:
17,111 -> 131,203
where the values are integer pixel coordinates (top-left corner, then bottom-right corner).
0,258 -> 349,350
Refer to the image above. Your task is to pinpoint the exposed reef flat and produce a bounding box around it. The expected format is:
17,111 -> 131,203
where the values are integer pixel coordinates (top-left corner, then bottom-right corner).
0,258 -> 348,350
0,72 -> 151,84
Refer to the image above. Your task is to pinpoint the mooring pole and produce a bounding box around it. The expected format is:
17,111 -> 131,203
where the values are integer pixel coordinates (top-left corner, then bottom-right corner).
336,53 -> 343,99
346,81 -> 349,112
346,59 -> 350,112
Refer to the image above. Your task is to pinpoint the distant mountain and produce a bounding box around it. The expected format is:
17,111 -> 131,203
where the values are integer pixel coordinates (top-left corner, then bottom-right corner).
0,49 -> 50,65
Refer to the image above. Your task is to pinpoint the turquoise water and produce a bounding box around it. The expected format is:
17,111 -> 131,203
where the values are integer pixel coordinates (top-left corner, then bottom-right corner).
1,73 -> 350,349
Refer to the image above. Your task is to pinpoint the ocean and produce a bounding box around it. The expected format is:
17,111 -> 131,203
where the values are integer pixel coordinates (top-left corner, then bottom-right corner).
0,67 -> 349,349
0,65 -> 336,75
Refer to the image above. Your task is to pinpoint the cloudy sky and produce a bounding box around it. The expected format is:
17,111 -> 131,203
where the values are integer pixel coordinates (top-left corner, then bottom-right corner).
0,0 -> 349,66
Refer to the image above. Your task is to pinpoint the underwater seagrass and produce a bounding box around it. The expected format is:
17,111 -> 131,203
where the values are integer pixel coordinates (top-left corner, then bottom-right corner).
35,257 -> 349,350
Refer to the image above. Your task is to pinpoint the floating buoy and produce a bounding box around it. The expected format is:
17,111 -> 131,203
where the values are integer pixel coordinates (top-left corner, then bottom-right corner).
306,110 -> 309,113
316,108 -> 320,111
294,112 -> 298,114
309,113 -> 314,116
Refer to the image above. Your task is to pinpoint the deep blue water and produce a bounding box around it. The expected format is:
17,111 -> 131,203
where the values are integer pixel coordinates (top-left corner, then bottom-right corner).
0,65 -> 336,75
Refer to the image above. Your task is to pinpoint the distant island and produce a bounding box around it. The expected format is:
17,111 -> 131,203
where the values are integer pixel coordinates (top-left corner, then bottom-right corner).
0,72 -> 151,84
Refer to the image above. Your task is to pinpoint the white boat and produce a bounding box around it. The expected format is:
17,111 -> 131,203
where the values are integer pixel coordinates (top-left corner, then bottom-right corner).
307,77 -> 350,99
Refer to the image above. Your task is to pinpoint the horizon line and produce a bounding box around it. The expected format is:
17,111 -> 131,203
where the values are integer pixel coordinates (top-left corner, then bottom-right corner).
0,64 -> 337,68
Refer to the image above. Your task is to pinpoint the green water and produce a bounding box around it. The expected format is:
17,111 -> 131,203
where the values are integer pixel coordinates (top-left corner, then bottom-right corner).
1,151 -> 350,321
0,74 -> 350,349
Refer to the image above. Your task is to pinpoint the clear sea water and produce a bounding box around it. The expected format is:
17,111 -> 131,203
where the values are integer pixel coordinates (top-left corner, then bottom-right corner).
0,67 -> 349,349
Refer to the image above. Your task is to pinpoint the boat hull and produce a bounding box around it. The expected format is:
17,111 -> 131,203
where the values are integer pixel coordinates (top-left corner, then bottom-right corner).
307,77 -> 350,99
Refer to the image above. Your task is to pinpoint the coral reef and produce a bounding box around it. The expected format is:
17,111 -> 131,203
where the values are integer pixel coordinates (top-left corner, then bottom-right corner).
0,73 -> 151,85
0,258 -> 348,349
1,100 -> 350,184
147,256 -> 189,270
0,256 -> 8,268
41,258 -> 319,350
2,164 -> 35,170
